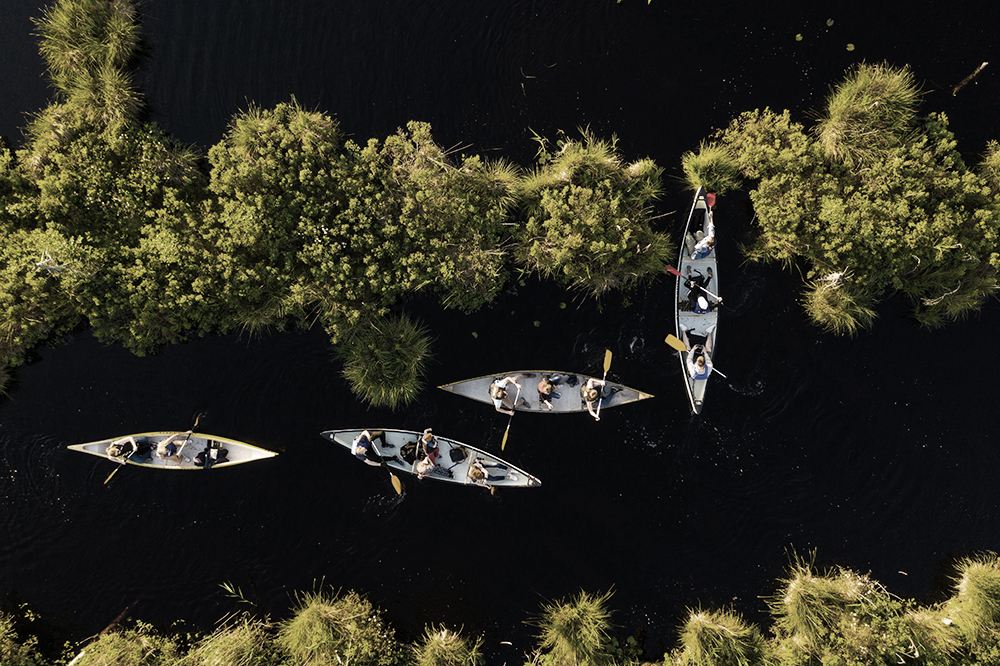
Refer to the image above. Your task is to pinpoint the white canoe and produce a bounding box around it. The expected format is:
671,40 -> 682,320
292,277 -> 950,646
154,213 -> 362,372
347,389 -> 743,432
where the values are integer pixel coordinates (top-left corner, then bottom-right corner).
320,429 -> 541,488
68,432 -> 277,470
675,187 -> 720,414
438,372 -> 653,414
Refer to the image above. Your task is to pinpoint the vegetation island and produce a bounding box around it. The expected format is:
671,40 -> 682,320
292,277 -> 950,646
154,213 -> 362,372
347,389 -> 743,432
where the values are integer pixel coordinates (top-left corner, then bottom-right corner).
4,1 -> 1000,665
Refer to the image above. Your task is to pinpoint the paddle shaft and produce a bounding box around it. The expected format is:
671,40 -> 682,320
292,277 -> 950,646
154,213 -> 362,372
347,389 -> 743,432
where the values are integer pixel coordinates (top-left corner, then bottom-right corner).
595,350 -> 612,419
665,265 -> 723,303
501,384 -> 521,450
369,433 -> 402,495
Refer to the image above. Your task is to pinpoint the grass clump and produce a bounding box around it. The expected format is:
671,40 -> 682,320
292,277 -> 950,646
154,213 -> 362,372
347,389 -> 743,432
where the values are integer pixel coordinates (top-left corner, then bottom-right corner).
277,588 -> 405,666
338,314 -> 433,411
944,552 -> 1000,645
68,621 -> 180,666
814,62 -> 921,167
0,612 -> 43,666
412,625 -> 484,666
800,275 -> 876,336
184,613 -> 277,666
680,141 -> 742,195
529,589 -> 614,666
675,608 -> 769,666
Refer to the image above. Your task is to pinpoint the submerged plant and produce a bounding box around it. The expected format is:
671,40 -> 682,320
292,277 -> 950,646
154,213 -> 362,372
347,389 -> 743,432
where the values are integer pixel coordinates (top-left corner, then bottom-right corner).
529,589 -> 614,666
338,314 -> 434,410
412,625 -> 484,666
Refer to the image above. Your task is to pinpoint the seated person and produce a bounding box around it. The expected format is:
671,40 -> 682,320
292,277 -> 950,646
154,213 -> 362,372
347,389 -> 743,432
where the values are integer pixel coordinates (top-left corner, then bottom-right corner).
419,429 -> 439,463
537,374 -> 562,410
156,432 -> 190,466
194,442 -> 229,467
692,235 -> 715,259
489,374 -> 530,414
580,378 -> 620,422
106,436 -> 152,464
468,460 -> 517,486
352,430 -> 398,468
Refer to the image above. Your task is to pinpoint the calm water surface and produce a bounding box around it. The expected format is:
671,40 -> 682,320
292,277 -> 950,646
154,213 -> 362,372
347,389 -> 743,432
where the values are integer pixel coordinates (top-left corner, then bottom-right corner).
1,0 -> 999,653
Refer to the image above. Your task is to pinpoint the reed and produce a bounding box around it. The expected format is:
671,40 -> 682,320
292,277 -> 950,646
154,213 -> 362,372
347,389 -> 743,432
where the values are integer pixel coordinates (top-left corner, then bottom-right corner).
339,314 -> 433,410
814,62 -> 921,167
529,590 -> 614,666
768,555 -> 862,650
412,625 -> 484,666
67,622 -> 180,666
680,141 -> 742,195
676,608 -> 770,666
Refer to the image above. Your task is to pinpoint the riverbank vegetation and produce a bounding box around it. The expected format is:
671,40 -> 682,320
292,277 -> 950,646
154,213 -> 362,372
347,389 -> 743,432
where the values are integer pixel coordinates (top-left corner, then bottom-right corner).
0,0 -> 672,408
689,62 -> 1000,333
5,551 -> 1000,665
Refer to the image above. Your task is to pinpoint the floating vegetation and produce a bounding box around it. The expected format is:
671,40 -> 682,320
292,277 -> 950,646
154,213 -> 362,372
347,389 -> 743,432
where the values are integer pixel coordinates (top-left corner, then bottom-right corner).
827,18 -> 835,26
846,43 -> 855,51
471,331 -> 478,338
338,315 -> 434,410
952,61 -> 989,96
795,34 -> 803,41
534,320 -> 541,327
559,302 -> 567,309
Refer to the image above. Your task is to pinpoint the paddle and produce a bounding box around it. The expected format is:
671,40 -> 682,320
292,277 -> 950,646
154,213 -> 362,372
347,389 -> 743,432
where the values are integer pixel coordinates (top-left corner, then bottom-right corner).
103,443 -> 135,485
594,349 -> 613,420
664,334 -> 687,352
500,384 -> 521,451
104,413 -> 202,485
665,265 -> 723,304
369,433 -> 402,495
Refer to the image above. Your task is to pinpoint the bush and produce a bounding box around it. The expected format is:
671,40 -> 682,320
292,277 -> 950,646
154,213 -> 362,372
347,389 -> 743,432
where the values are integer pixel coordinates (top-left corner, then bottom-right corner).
680,142 -> 742,195
69,621 -> 180,666
184,614 -> 278,666
674,608 -> 769,666
0,612 -> 42,666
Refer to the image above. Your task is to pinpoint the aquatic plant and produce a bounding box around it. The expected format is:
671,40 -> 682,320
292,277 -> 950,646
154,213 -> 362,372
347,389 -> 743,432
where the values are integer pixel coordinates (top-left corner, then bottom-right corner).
529,589 -> 614,666
800,276 -> 876,336
277,589 -> 405,666
675,608 -> 769,666
680,141 -> 742,195
814,62 -> 921,167
412,625 -> 484,666
68,621 -> 180,666
944,552 -> 1000,644
184,614 -> 278,666
0,612 -> 43,666
768,554 -> 860,650
0,364 -> 10,397
338,314 -> 434,410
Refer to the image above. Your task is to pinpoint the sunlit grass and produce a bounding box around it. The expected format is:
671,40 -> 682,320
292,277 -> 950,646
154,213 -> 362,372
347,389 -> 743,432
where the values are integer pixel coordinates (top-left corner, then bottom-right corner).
338,314 -> 433,410
185,614 -> 277,666
801,276 -> 876,336
412,625 -> 484,666
529,589 -> 613,666
676,607 -> 769,666
814,62 -> 921,167
944,552 -> 1000,644
680,141 -> 742,195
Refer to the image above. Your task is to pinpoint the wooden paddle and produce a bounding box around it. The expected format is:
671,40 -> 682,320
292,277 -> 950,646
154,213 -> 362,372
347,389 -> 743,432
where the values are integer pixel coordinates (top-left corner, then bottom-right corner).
369,433 -> 402,495
500,384 -> 521,451
664,265 -> 723,304
105,413 -> 202,485
594,349 -> 613,420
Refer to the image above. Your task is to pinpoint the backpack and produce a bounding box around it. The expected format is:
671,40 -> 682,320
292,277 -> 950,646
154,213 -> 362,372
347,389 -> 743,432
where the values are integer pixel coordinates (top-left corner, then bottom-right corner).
449,447 -> 467,463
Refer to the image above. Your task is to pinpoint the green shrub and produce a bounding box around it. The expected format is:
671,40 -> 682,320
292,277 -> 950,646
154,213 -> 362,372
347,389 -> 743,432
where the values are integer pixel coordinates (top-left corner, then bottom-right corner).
675,608 -> 769,666
184,614 -> 277,666
944,552 -> 1000,645
70,621 -> 181,666
0,612 -> 42,666
680,142 -> 742,195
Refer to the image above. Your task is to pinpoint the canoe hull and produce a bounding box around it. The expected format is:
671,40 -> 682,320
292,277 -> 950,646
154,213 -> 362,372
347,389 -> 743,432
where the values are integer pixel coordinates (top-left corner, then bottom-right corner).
675,187 -> 720,414
321,429 -> 541,488
438,371 -> 653,414
68,432 -> 277,470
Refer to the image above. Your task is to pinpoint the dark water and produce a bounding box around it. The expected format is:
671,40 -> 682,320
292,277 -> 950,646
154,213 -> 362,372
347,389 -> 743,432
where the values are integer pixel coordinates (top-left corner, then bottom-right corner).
2,0 -> 1000,655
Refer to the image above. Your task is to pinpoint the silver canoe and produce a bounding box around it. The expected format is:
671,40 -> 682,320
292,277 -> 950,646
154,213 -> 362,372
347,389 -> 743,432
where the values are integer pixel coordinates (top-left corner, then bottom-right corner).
438,372 -> 653,413
68,432 -> 277,470
320,429 -> 541,488
675,187 -> 720,414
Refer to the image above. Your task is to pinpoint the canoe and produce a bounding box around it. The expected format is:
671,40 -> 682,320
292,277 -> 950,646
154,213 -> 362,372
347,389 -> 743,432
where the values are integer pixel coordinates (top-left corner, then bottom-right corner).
438,372 -> 653,414
68,432 -> 277,470
675,187 -> 720,414
320,429 -> 541,488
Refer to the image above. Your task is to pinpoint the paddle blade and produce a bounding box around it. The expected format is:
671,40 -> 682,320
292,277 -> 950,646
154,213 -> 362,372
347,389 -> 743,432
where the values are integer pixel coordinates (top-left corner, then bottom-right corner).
603,349 -> 613,374
665,334 -> 687,352
664,265 -> 683,278
501,427 -> 509,451
706,193 -> 717,208
390,473 -> 403,495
